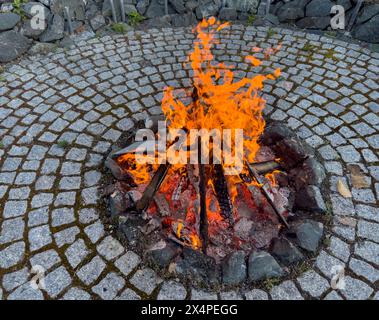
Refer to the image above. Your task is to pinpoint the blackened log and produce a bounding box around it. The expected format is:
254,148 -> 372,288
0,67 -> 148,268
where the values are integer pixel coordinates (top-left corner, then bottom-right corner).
136,164 -> 170,212
198,137 -> 208,254
111,140 -> 156,159
245,162 -> 289,229
212,164 -> 234,225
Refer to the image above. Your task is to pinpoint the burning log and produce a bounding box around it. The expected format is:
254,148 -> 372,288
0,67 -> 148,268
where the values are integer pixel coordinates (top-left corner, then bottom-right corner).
245,162 -> 289,229
212,164 -> 234,225
154,193 -> 171,217
250,160 -> 281,175
198,137 -> 209,254
136,164 -> 170,212
111,140 -> 155,159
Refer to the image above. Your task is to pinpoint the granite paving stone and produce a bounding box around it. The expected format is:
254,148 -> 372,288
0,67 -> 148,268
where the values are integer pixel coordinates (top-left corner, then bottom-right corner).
0,24 -> 378,300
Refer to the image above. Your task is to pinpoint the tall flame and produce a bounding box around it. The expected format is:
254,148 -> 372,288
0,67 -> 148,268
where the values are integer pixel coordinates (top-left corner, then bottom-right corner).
162,17 -> 281,164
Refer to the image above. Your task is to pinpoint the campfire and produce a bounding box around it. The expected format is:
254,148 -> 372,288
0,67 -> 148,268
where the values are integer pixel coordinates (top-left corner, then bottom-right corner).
103,18 -> 326,279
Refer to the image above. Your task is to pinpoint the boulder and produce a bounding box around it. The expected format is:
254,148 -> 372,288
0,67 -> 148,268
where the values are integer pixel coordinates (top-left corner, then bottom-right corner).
0,12 -> 21,31
0,31 -> 32,63
356,4 -> 379,25
277,0 -> 310,22
291,157 -> 326,190
248,251 -> 284,281
39,14 -> 65,42
196,1 -> 220,20
294,185 -> 327,213
306,0 -> 333,17
169,0 -> 186,14
294,220 -> 324,253
171,12 -> 197,27
260,122 -> 296,146
352,14 -> 379,43
219,7 -> 237,20
296,16 -> 331,29
90,14 -> 106,31
175,247 -> 219,286
147,241 -> 182,267
109,190 -> 132,216
103,0 -> 138,21
22,2 -> 51,19
50,0 -> 86,20
222,251 -> 247,285
21,19 -> 47,39
272,137 -> 313,171
137,0 -> 150,15
186,0 -> 199,11
145,0 -> 175,18
336,0 -> 352,12
271,238 -> 304,266
224,0 -> 259,13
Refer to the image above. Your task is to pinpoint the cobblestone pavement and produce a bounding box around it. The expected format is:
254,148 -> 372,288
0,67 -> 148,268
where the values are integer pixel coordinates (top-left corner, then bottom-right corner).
0,25 -> 378,300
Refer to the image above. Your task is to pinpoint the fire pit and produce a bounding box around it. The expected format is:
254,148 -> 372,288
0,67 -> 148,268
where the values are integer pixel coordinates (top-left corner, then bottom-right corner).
101,18 -> 327,288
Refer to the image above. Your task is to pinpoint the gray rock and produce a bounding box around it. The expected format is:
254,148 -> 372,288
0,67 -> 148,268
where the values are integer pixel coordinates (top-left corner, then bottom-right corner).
271,238 -> 304,266
219,7 -> 237,20
171,12 -> 197,27
175,247 -> 219,286
0,31 -> 32,63
22,2 -> 51,19
294,185 -> 327,213
147,241 -> 181,267
277,0 -> 308,22
296,16 -> 331,29
356,4 -> 379,25
170,0 -> 186,14
294,220 -> 324,253
248,251 -> 284,281
292,157 -> 326,189
145,0 -> 175,18
103,0 -> 137,21
90,15 -> 106,31
0,12 -> 21,31
196,1 -> 220,20
222,250 -> 247,285
0,242 -> 25,269
39,14 -> 65,42
224,0 -> 259,13
336,0 -> 352,12
137,0 -> 150,15
50,0 -> 86,20
109,190 -> 132,217
306,0 -> 333,17
352,15 -> 379,44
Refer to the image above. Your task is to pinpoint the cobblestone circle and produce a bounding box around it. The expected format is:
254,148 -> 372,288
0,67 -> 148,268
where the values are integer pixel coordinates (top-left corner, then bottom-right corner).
0,25 -> 378,300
